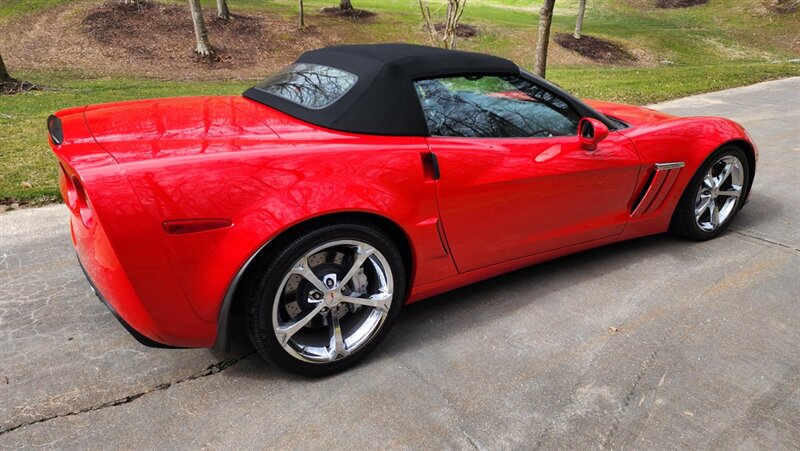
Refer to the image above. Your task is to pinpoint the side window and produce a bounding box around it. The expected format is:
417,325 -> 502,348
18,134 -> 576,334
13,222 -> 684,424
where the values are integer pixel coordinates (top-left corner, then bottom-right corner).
254,63 -> 358,110
414,75 -> 580,138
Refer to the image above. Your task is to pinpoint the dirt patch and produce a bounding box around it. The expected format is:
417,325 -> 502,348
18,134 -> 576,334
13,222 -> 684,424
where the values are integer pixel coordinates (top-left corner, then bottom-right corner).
320,7 -> 377,21
81,2 -> 298,69
433,23 -> 479,38
0,1 -> 336,80
655,0 -> 709,8
767,0 -> 799,13
554,33 -> 637,64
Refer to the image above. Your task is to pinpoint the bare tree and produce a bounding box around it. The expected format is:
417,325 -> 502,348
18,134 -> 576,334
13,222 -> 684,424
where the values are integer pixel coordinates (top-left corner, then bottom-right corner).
533,0 -> 556,78
0,50 -> 38,93
573,0 -> 586,39
298,0 -> 305,27
418,0 -> 467,50
217,0 -> 231,19
340,0 -> 353,9
188,0 -> 213,56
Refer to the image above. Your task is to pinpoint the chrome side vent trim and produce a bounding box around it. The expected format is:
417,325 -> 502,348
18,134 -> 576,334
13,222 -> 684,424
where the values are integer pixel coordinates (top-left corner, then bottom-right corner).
631,162 -> 685,218
654,162 -> 685,171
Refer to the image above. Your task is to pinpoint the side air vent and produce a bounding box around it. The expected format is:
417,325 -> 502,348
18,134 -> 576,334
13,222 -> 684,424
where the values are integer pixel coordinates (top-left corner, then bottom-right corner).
630,162 -> 685,218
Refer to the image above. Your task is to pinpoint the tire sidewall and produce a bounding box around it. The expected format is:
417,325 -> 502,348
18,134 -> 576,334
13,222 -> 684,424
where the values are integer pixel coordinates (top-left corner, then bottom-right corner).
247,222 -> 406,376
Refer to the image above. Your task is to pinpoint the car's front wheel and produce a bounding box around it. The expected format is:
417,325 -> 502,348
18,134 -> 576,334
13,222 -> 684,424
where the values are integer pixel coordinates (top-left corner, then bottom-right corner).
244,222 -> 406,376
671,146 -> 751,240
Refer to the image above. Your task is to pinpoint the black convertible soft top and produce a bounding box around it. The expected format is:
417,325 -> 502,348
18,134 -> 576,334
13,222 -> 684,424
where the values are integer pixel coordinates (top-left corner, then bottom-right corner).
243,44 -> 521,136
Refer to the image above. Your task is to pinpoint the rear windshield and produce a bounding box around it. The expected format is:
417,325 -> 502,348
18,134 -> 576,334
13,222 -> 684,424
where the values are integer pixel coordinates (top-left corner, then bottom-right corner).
253,63 -> 358,110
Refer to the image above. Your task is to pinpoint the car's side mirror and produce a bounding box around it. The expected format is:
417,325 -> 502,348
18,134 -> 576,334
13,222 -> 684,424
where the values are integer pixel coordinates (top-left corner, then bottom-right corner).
578,118 -> 609,151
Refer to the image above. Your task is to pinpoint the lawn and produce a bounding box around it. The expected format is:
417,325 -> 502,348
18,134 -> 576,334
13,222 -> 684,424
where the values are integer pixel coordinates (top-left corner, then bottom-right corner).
0,0 -> 798,206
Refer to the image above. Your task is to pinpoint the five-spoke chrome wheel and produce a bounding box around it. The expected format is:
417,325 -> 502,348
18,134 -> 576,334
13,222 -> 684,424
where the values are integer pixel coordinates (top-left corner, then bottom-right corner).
694,154 -> 744,232
272,240 -> 394,363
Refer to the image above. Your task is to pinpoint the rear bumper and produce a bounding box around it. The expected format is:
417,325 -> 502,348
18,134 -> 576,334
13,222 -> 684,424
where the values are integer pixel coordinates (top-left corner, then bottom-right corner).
77,255 -> 180,349
51,108 -> 218,348
69,207 -> 217,348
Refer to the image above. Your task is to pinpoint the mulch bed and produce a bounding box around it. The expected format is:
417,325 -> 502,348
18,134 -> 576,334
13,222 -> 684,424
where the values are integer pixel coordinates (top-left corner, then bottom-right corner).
79,1 -> 326,72
1,0 -> 333,80
433,23 -> 479,38
82,2 -> 269,65
554,33 -> 636,64
655,0 -> 709,8
320,7 -> 377,21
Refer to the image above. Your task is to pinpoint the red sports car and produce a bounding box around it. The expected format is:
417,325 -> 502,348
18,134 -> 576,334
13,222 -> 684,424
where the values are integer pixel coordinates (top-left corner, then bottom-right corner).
48,44 -> 756,375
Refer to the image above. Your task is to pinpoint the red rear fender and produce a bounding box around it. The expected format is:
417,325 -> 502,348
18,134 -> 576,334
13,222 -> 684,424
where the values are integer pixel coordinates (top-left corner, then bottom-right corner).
120,135 -> 457,323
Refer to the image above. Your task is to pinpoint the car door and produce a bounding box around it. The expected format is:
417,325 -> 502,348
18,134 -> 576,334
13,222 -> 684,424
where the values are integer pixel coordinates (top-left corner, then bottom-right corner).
416,75 -> 641,273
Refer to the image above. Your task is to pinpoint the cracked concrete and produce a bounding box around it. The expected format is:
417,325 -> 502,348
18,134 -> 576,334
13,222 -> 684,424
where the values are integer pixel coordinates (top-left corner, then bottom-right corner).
0,77 -> 798,449
0,355 -> 251,436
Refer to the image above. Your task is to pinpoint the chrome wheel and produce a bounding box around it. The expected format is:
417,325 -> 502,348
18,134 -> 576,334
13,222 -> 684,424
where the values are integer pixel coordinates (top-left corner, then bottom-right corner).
272,240 -> 394,363
694,154 -> 744,232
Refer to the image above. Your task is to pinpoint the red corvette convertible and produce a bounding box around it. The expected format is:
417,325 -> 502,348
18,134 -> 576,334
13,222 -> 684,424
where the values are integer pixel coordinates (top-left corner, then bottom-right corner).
48,44 -> 756,375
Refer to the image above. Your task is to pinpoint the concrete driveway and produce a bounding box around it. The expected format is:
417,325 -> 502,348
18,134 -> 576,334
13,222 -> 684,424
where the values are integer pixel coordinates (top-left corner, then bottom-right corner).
1,77 -> 798,449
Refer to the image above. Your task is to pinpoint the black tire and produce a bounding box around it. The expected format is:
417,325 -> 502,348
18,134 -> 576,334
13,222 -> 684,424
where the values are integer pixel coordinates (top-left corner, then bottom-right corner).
670,146 -> 750,241
243,221 -> 406,376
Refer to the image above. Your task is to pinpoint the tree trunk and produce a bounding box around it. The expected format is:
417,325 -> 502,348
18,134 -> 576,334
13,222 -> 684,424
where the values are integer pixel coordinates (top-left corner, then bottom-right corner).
340,0 -> 353,10
573,0 -> 586,39
0,52 -> 13,82
418,0 -> 465,49
444,1 -> 455,49
419,0 -> 437,46
298,0 -> 305,27
188,0 -> 213,56
533,0 -> 556,78
216,0 -> 231,19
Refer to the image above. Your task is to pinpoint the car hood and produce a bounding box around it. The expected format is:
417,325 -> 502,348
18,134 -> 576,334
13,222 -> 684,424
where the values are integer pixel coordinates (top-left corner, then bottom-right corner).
83,96 -> 282,164
584,100 -> 678,126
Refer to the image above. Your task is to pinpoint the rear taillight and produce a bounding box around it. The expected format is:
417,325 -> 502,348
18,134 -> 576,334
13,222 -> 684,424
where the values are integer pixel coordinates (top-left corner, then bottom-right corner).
47,115 -> 63,145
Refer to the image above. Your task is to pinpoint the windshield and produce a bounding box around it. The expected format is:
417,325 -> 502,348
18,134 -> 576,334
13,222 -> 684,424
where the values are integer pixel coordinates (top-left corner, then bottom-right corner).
253,63 -> 358,110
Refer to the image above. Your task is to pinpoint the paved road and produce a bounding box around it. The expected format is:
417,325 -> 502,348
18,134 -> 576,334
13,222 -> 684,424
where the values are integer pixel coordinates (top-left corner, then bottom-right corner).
1,78 -> 798,449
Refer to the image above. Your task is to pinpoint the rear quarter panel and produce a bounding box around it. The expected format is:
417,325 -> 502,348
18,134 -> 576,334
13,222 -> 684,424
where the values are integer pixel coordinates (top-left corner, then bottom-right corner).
119,127 -> 456,324
51,111 -> 216,346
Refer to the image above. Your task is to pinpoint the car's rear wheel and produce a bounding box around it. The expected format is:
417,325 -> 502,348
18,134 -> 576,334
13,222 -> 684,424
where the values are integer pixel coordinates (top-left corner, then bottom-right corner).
671,146 -> 750,240
244,222 -> 405,376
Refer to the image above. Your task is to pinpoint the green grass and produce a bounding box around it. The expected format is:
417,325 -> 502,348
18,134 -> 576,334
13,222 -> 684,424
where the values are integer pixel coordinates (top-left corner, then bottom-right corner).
550,62 -> 800,104
0,0 -> 798,205
0,0 -> 68,21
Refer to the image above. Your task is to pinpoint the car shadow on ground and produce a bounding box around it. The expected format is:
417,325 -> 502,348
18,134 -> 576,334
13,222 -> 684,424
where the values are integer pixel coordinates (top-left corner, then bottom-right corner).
212,200 -> 774,379
379,234 -> 679,356
230,232 -> 690,380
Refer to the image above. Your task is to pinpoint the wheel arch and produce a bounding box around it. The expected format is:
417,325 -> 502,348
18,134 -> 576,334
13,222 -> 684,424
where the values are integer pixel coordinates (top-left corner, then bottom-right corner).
672,138 -> 756,218
720,138 -> 756,205
213,211 -> 414,351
